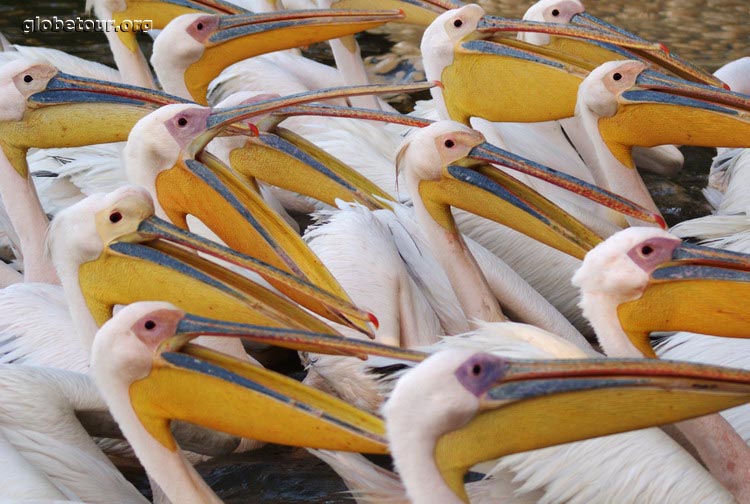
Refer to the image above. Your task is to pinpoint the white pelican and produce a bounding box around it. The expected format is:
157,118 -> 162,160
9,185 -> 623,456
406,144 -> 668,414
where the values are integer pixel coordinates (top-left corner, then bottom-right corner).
572,226 -> 750,502
574,59 -> 750,224
89,301 -> 422,504
377,322 -> 750,503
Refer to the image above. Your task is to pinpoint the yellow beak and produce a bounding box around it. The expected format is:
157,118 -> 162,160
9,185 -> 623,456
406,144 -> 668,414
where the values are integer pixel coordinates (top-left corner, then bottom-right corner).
131,342 -> 390,454
417,139 -> 664,260
190,82 -> 433,210
435,356 -> 750,502
442,17 -> 660,124
598,70 -> 750,168
184,9 -> 404,104
618,243 -> 750,357
0,69 -> 182,177
80,202 -> 365,336
152,155 -> 376,336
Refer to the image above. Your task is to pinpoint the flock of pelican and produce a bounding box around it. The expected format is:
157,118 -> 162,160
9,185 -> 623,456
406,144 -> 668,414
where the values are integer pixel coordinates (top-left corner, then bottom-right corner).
1,0 -> 750,502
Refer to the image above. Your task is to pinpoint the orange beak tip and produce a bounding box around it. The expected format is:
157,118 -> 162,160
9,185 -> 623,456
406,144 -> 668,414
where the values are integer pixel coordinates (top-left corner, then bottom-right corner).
723,83 -> 732,91
656,214 -> 667,229
368,312 -> 380,330
658,42 -> 670,55
248,123 -> 260,136
434,80 -> 444,89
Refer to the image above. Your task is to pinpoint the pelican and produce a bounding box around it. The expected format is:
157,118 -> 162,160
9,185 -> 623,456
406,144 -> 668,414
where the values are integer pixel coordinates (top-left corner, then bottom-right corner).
382,340 -> 750,503
89,301 -> 421,504
572,227 -> 750,501
574,59 -> 750,222
150,9 -> 404,103
0,60 -> 181,282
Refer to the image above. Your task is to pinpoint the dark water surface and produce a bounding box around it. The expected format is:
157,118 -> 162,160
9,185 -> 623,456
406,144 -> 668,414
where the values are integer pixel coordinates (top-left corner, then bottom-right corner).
0,0 -> 747,502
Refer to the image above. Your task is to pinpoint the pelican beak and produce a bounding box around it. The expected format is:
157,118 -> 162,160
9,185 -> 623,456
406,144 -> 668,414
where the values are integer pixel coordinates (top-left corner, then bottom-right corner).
435,356 -> 750,501
152,155 -> 377,336
187,82 -> 433,210
600,69 -> 750,168
440,16 -> 662,124
569,11 -> 724,87
476,16 -> 661,51
330,0 -> 462,26
618,243 -> 750,357
417,136 -> 663,260
79,204 -> 360,336
130,343 -> 389,455
112,0 -> 246,52
166,311 -> 426,360
0,71 -> 183,178
185,9 -> 404,103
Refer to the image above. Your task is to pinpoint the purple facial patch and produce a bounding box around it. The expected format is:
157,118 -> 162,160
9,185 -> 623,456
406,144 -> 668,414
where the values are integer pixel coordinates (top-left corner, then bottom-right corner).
455,353 -> 510,397
165,107 -> 212,151
626,237 -> 680,273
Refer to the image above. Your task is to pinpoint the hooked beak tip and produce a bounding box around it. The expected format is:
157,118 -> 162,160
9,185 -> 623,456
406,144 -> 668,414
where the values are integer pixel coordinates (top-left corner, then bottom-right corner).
656,215 -> 667,230
658,42 -> 670,55
435,80 -> 445,89
723,83 -> 732,91
367,312 -> 380,330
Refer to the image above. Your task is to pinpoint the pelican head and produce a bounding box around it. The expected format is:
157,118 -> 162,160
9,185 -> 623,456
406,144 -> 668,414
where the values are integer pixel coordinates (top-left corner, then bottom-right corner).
579,60 -> 750,168
151,9 -> 404,103
49,186 -> 376,349
0,60 -> 182,177
521,0 -> 583,45
396,121 -> 663,259
573,227 -> 750,357
91,301 -> 395,460
385,346 -> 750,502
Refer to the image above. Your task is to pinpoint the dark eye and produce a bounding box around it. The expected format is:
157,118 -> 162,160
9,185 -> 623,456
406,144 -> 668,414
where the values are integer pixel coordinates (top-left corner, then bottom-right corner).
453,19 -> 463,28
109,211 -> 123,223
177,117 -> 188,127
641,245 -> 654,256
551,8 -> 560,16
196,22 -> 204,30
471,363 -> 482,376
444,139 -> 455,148
23,75 -> 33,83
613,72 -> 623,81
144,320 -> 156,330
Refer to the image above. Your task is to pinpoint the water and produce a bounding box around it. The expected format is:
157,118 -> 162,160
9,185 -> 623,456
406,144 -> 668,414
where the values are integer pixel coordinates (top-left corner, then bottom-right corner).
0,0 -> 747,501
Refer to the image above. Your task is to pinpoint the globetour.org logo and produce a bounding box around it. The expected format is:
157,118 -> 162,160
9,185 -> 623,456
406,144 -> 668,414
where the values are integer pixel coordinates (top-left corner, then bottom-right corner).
23,16 -> 152,34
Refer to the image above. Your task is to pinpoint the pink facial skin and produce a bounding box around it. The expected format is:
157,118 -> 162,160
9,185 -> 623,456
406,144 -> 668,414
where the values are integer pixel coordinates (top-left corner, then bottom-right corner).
626,237 -> 681,273
187,15 -> 219,43
131,309 -> 185,350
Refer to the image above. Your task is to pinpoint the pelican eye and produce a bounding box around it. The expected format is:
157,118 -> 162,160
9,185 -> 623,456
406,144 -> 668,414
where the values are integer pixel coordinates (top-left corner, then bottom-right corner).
613,72 -> 623,81
551,8 -> 560,16
109,211 -> 123,223
453,19 -> 463,28
177,117 -> 188,127
472,364 -> 482,376
196,22 -> 204,30
23,75 -> 33,83
144,320 -> 157,330
444,139 -> 455,148
641,245 -> 654,256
